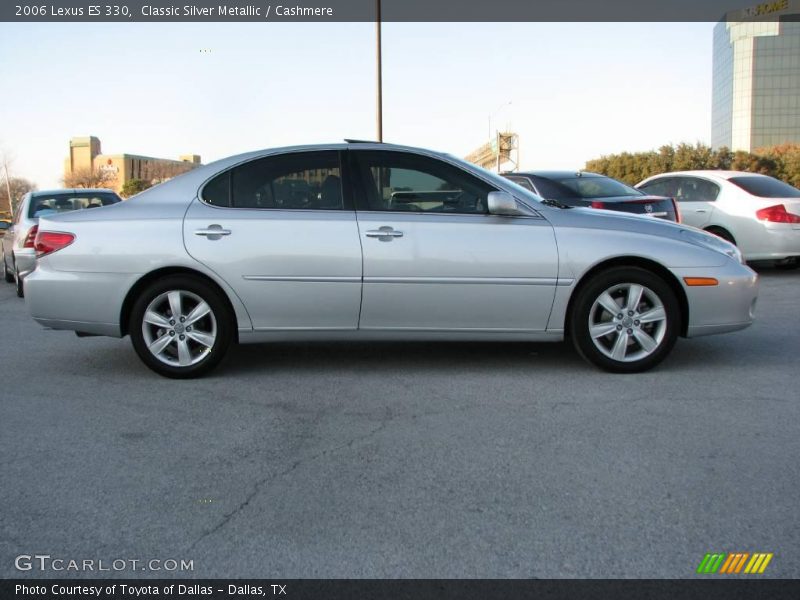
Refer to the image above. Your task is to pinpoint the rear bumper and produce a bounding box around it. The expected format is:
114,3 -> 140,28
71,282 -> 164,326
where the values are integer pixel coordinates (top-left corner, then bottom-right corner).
745,226 -> 800,261
674,260 -> 759,338
24,265 -> 139,337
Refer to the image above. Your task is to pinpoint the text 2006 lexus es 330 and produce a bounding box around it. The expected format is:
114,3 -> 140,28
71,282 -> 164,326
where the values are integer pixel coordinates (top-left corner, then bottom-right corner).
24,143 -> 759,378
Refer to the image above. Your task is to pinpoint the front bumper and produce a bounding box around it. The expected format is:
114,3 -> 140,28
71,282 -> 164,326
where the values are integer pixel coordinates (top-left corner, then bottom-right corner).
674,259 -> 759,338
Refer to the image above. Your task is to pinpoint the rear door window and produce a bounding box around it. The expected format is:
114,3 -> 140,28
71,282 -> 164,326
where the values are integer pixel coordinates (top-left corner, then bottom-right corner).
202,151 -> 345,210
673,177 -> 720,202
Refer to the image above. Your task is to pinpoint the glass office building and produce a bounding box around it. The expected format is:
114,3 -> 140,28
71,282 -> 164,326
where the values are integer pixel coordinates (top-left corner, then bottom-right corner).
712,2 -> 800,151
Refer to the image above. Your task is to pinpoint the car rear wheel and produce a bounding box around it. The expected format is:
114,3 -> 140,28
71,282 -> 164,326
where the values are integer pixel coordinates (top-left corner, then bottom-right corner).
705,226 -> 736,246
570,267 -> 680,373
129,276 -> 233,379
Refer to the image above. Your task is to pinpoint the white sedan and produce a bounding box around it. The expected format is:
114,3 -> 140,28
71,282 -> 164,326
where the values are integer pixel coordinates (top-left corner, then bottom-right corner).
637,171 -> 800,267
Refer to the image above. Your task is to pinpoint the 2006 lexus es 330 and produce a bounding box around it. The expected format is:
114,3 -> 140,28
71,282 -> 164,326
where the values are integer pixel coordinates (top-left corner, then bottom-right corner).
24,143 -> 759,378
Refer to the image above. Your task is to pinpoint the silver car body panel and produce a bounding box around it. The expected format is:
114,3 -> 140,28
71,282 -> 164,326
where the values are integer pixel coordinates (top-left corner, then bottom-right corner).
184,200 -> 362,331
24,143 -> 758,345
355,210 -> 559,332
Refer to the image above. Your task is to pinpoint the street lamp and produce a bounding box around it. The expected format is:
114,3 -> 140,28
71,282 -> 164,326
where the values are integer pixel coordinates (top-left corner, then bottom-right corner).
376,0 -> 383,142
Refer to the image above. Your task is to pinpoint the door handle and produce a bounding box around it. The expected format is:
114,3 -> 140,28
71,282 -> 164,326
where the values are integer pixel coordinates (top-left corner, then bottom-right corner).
365,227 -> 403,241
694,209 -> 707,213
194,224 -> 231,239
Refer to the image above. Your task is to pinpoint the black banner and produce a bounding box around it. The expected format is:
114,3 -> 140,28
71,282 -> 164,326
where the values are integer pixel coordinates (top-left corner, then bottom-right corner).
1,0 -> 799,23
2,579 -> 800,600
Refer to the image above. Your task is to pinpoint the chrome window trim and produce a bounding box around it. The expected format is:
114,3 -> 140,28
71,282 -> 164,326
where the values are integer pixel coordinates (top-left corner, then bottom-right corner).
354,209 -> 543,220
192,200 -> 357,214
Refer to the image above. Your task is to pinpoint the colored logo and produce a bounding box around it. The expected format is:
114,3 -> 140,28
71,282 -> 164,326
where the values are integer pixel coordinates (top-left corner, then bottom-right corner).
697,553 -> 773,574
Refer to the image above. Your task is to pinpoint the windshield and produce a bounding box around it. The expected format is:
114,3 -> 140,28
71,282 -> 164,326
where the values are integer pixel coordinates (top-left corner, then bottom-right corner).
28,192 -> 122,219
555,175 -> 643,199
728,176 -> 800,198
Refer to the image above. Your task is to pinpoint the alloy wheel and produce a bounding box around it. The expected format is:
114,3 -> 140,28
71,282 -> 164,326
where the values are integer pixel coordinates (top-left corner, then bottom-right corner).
587,283 -> 667,363
141,290 -> 218,367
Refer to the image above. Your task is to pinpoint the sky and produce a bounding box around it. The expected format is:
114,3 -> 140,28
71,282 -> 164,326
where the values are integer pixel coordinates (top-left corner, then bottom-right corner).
0,21 -> 716,188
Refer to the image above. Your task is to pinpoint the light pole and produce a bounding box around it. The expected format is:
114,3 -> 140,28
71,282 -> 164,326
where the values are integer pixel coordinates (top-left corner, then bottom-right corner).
488,101 -> 511,172
488,100 -> 512,140
376,0 -> 383,142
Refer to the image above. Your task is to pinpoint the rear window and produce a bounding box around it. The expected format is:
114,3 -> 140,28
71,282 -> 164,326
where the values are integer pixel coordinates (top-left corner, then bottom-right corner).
526,177 -> 581,201
555,175 -> 643,199
28,192 -> 121,218
728,176 -> 800,198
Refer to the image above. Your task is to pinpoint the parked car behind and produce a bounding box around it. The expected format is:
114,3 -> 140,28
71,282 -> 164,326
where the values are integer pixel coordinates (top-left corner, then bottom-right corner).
0,219 -> 10,236
503,171 -> 679,222
2,189 -> 122,296
25,143 -> 757,378
637,171 -> 800,267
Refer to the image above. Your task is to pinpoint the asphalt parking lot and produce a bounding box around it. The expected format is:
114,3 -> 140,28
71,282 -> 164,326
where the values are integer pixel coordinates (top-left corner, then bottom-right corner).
1,267 -> 798,579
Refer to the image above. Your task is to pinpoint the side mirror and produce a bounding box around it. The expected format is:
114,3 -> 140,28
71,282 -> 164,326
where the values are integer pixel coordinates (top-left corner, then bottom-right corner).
487,191 -> 522,216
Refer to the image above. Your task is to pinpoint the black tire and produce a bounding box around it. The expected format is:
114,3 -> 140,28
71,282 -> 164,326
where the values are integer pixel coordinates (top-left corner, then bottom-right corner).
2,252 -> 14,283
570,266 -> 680,373
774,259 -> 799,270
705,226 -> 736,246
129,275 -> 233,379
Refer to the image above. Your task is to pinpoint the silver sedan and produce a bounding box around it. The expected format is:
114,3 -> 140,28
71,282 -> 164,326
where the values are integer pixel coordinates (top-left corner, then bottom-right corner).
24,143 -> 759,378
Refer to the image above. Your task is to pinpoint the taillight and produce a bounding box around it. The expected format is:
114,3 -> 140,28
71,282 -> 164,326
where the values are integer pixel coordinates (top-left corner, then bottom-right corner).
23,225 -> 38,248
671,198 -> 681,223
34,231 -> 75,257
591,201 -> 606,209
756,204 -> 800,224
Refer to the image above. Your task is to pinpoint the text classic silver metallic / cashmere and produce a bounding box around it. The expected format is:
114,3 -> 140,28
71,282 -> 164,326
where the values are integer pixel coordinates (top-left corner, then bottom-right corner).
23,143 -> 759,378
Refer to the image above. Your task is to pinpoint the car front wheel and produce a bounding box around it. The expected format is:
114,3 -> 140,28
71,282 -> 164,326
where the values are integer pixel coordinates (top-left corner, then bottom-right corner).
570,267 -> 680,373
129,276 -> 233,378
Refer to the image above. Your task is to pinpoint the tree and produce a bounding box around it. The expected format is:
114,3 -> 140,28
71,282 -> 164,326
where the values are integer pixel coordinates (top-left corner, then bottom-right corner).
757,143 -> 800,188
730,151 -> 777,175
120,178 -> 152,198
0,176 -> 37,218
63,167 -> 116,189
584,143 -> 797,186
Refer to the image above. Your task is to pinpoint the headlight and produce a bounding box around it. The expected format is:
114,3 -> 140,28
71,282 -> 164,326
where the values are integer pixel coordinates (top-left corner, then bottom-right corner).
680,228 -> 744,263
